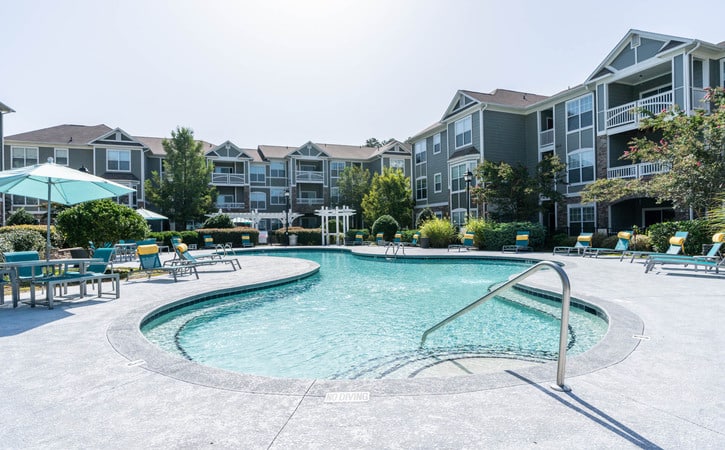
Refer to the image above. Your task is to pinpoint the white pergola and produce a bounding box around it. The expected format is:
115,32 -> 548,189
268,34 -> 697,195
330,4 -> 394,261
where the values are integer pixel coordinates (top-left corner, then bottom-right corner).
315,206 -> 356,245
226,210 -> 302,229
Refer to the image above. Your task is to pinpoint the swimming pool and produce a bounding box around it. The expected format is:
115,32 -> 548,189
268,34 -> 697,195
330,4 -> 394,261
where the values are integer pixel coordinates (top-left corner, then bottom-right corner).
142,250 -> 608,380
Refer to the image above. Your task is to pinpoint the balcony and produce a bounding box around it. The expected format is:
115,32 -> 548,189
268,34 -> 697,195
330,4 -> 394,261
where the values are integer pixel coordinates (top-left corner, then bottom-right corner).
296,170 -> 324,183
607,162 -> 671,179
606,91 -> 673,131
539,129 -> 554,148
211,172 -> 246,185
295,197 -> 324,205
216,202 -> 246,210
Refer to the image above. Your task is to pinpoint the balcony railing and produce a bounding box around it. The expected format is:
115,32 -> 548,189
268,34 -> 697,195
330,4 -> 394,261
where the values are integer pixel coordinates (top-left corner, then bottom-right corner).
211,172 -> 246,185
539,128 -> 554,147
296,170 -> 324,182
295,197 -> 324,205
607,162 -> 671,179
606,91 -> 673,130
216,202 -> 246,209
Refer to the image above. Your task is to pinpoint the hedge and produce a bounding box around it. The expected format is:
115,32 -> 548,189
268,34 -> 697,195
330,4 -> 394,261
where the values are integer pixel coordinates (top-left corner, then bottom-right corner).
194,227 -> 260,247
646,220 -> 713,255
273,227 -> 322,245
474,221 -> 546,251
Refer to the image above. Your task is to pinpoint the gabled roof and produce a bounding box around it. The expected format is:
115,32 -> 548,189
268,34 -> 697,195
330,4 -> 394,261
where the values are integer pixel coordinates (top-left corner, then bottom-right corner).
135,135 -> 215,157
92,127 -> 145,147
461,89 -> 549,108
206,140 -> 254,160
370,139 -> 412,157
258,142 -> 393,161
0,101 -> 14,114
5,124 -> 113,146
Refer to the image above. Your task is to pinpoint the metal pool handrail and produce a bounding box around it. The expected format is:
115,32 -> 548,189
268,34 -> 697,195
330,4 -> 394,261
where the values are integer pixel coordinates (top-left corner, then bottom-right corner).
419,261 -> 572,391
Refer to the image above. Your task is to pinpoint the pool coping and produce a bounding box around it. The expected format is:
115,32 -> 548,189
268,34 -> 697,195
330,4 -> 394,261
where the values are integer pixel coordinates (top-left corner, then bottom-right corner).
106,248 -> 644,397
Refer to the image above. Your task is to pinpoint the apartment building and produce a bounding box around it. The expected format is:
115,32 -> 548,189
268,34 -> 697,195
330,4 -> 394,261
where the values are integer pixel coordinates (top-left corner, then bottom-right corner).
410,30 -> 725,234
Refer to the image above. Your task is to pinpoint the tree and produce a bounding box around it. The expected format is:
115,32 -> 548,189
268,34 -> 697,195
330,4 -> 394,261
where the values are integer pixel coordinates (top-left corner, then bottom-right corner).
202,213 -> 234,229
336,165 -> 371,226
361,167 -> 413,227
56,199 -> 149,248
6,208 -> 39,225
364,137 -> 394,148
582,87 -> 725,216
471,155 -> 566,222
145,127 -> 215,229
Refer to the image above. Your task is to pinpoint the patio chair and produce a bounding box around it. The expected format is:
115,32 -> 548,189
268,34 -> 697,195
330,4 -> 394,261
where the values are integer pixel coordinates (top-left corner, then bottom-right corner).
621,231 -> 688,263
375,233 -> 386,246
134,244 -> 198,282
553,232 -> 593,256
353,232 -> 364,245
410,232 -> 421,247
173,241 -> 222,261
203,234 -> 215,249
448,232 -> 475,252
583,231 -> 632,258
644,232 -> 724,273
176,243 -> 241,271
242,234 -> 253,248
65,247 -> 120,298
502,231 -> 533,253
2,251 -> 40,307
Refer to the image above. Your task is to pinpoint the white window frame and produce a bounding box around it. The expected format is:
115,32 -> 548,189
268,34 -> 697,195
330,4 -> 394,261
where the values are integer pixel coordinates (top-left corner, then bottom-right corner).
567,148 -> 595,185
451,209 -> 466,226
433,133 -> 441,154
390,158 -> 405,170
270,161 -> 286,178
107,149 -> 131,172
415,176 -> 427,201
250,165 -> 266,183
11,146 -> 39,168
721,59 -> 725,87
250,191 -> 267,210
330,161 -> 346,178
450,161 -> 477,193
454,115 -> 472,149
270,188 -> 285,205
433,172 -> 442,193
566,94 -> 593,133
54,148 -> 69,166
567,203 -> 596,236
414,140 -> 427,165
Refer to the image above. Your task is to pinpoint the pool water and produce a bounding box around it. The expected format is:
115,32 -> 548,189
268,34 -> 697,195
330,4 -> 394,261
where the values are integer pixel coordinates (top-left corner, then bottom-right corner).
142,251 -> 608,380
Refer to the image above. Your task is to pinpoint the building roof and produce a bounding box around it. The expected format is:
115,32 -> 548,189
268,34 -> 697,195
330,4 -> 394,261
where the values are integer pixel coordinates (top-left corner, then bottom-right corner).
0,101 -> 14,114
258,142 -> 393,161
5,124 -> 113,146
460,88 -> 549,108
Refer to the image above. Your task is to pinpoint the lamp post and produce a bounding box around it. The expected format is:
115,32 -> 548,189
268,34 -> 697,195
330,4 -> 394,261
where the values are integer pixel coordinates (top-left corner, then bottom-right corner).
284,189 -> 290,246
463,170 -> 473,224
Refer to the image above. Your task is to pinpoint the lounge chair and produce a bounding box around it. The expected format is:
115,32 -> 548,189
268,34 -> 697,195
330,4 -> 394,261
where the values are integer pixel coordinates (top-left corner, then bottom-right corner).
644,233 -> 724,273
583,231 -> 632,258
621,231 -> 688,263
173,241 -> 222,261
502,231 -> 533,253
410,232 -> 421,246
203,234 -> 215,249
176,243 -> 241,271
448,232 -> 475,252
133,244 -> 198,282
242,234 -> 253,248
375,233 -> 386,246
553,233 -> 593,256
353,232 -> 365,245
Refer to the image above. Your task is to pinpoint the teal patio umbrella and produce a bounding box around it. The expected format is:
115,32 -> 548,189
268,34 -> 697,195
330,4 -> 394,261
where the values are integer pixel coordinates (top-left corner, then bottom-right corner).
135,208 -> 168,221
0,158 -> 135,259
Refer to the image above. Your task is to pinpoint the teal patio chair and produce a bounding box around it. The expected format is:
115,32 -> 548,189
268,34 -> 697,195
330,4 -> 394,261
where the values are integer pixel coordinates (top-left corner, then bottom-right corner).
502,231 -> 533,253
583,231 -> 632,258
621,231 -> 688,263
135,244 -> 198,282
176,243 -> 241,271
553,232 -> 593,256
645,232 -> 724,273
242,234 -> 253,248
203,234 -> 215,249
448,232 -> 475,252
65,247 -> 120,298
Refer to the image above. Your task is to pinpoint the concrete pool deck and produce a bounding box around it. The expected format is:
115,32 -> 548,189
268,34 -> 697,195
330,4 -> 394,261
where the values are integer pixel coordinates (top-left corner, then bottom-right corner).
1,247 -> 723,448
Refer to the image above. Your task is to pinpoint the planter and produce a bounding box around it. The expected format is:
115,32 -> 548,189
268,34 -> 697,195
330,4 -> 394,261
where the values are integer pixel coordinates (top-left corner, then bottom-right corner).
289,234 -> 298,246
420,237 -> 430,248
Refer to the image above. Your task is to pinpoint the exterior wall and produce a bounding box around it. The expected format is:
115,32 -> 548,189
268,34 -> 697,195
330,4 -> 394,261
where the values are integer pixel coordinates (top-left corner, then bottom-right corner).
482,110 -> 526,164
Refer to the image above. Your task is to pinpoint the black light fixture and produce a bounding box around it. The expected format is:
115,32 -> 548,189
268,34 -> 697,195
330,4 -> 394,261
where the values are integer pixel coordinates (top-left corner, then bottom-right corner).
284,189 -> 290,246
463,170 -> 473,223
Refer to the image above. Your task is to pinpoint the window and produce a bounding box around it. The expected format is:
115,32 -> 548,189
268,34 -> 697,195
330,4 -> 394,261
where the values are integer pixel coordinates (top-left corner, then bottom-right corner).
250,191 -> 266,210
568,205 -> 595,235
270,188 -> 286,205
54,148 -> 69,166
11,146 -> 38,168
452,210 -> 466,226
217,194 -> 234,206
433,133 -> 441,154
270,162 -> 286,178
330,161 -> 345,177
390,159 -> 405,170
107,149 -> 131,171
12,195 -> 39,206
415,177 -> 427,201
250,165 -> 266,183
433,173 -> 442,193
566,95 -> 593,132
330,186 -> 340,204
567,149 -> 595,184
450,162 -> 476,192
214,166 -> 232,174
454,115 -> 472,148
414,140 -> 426,164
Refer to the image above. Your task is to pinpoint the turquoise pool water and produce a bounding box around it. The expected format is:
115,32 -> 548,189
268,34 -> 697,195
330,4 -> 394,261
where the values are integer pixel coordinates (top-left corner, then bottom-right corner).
142,251 -> 608,379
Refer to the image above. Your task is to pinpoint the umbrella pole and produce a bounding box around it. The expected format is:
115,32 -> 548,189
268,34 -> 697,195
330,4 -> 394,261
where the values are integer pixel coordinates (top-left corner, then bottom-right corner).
46,182 -> 52,261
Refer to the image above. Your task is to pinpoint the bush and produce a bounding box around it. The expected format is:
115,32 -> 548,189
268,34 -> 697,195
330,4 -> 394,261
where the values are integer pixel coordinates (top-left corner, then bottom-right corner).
0,225 -> 64,250
646,220 -> 711,255
202,214 -> 234,229
371,215 -> 399,241
464,218 -> 488,248
420,218 -> 456,248
56,200 -> 149,248
195,227 -> 260,247
0,228 -> 47,255
327,219 -> 339,233
400,229 -> 419,243
550,232 -> 575,248
630,234 -> 652,251
346,229 -> 370,240
7,208 -> 39,225
274,227 -> 322,245
149,231 -> 200,247
476,222 -> 545,251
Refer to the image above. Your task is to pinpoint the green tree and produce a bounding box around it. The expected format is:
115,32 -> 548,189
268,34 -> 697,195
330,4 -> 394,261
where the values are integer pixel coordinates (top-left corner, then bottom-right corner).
144,126 -> 215,229
56,199 -> 149,248
202,213 -> 234,229
336,165 -> 371,226
361,167 -> 413,227
471,155 -> 566,222
582,87 -> 725,216
6,208 -> 39,225
364,137 -> 394,148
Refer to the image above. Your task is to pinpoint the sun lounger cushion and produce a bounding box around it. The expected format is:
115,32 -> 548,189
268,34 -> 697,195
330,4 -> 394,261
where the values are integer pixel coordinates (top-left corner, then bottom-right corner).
669,236 -> 685,246
176,243 -> 188,253
713,233 -> 725,243
577,235 -> 592,243
618,231 -> 632,240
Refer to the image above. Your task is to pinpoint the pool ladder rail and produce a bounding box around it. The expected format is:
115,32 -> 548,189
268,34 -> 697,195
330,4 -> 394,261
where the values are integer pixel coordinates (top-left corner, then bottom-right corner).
419,261 -> 572,391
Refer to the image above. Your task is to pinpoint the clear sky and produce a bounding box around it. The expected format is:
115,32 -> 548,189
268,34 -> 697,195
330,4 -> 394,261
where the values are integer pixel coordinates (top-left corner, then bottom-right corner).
2,0 -> 724,148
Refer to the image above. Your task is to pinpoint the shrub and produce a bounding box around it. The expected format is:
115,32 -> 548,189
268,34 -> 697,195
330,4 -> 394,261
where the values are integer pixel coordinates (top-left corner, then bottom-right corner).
630,234 -> 652,251
550,232 -> 575,248
0,228 -> 47,254
56,199 -> 149,248
274,227 -> 322,245
464,218 -> 488,248
327,219 -> 339,233
346,229 -> 370,240
400,229 -> 419,243
646,219 -> 711,254
476,222 -> 546,251
7,208 -> 39,225
371,215 -> 399,241
194,227 -> 259,247
202,214 -> 234,229
0,225 -> 64,250
420,218 -> 456,248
